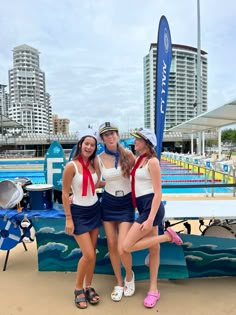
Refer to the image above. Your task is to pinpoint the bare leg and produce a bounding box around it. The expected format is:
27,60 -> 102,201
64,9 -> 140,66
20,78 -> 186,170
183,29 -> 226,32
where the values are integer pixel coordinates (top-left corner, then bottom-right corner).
103,221 -> 123,286
123,222 -> 171,253
129,233 -> 171,252
148,228 -> 160,293
84,227 -> 99,287
118,222 -> 133,281
74,232 -> 97,308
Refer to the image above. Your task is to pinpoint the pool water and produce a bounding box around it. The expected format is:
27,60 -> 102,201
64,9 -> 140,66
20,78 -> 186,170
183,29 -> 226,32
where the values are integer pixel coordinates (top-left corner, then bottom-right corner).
0,170 -> 45,184
160,161 -> 232,194
0,160 -> 233,194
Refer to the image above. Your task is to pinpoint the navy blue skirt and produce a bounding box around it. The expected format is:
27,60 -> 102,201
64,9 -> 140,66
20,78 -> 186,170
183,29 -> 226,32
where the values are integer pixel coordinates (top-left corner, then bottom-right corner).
71,200 -> 101,235
101,191 -> 135,223
135,193 -> 165,226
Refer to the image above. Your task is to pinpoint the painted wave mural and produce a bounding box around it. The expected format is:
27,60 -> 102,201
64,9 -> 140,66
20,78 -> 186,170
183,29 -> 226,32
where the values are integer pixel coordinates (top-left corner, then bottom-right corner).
30,218 -> 236,279
31,217 -> 188,279
180,234 -> 236,278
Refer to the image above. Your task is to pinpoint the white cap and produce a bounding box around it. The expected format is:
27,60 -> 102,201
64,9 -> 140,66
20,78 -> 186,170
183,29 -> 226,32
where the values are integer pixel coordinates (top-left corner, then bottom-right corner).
99,121 -> 119,135
78,128 -> 98,141
130,128 -> 157,147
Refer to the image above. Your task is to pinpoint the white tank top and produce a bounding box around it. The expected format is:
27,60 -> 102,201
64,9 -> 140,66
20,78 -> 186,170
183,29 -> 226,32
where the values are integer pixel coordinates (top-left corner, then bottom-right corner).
134,161 -> 154,197
97,155 -> 131,196
71,161 -> 98,206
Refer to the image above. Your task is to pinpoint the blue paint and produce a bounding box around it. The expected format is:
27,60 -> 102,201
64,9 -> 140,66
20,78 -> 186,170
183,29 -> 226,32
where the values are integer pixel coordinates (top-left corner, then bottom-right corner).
44,141 -> 66,191
0,219 -> 21,250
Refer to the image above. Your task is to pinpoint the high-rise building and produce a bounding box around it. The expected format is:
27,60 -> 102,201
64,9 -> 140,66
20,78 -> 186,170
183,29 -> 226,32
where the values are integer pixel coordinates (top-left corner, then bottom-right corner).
52,114 -> 70,135
143,44 -> 208,131
8,44 -> 52,134
0,84 -> 7,116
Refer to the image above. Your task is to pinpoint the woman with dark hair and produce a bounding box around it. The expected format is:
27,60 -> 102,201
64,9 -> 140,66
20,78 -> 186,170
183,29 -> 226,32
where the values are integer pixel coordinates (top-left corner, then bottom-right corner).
97,121 -> 136,302
123,128 -> 183,309
62,128 -> 101,309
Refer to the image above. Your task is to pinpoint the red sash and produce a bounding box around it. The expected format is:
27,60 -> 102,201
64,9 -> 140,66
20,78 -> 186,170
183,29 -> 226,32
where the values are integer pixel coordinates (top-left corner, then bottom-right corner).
78,156 -> 95,196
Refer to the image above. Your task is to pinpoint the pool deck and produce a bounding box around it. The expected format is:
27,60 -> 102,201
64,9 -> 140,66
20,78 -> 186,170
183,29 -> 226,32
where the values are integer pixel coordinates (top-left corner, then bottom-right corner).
164,194 -> 236,201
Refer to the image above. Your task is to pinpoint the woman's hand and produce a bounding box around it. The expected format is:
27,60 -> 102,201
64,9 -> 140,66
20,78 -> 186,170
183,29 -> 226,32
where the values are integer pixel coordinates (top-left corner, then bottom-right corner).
140,219 -> 153,232
69,195 -> 73,204
99,180 -> 106,188
65,217 -> 74,235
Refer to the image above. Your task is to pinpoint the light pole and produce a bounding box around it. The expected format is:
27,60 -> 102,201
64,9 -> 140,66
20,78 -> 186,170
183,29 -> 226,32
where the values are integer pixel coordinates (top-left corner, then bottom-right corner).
0,98 -> 3,136
0,84 -> 7,137
197,0 -> 202,154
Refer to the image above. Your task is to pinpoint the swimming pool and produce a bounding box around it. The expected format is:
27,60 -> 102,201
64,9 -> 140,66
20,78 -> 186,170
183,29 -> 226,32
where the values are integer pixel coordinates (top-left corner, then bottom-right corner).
0,159 -> 44,165
0,159 -> 233,194
0,170 -> 45,184
160,161 -> 233,194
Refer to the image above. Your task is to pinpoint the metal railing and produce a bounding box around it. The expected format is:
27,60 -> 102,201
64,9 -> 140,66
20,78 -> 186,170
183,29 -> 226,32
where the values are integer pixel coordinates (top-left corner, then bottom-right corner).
162,182 -> 236,197
162,154 -> 236,197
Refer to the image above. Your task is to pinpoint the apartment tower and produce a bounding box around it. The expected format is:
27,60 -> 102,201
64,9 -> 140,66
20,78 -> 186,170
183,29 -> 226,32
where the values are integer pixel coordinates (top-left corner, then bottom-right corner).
8,44 -> 52,134
143,44 -> 208,131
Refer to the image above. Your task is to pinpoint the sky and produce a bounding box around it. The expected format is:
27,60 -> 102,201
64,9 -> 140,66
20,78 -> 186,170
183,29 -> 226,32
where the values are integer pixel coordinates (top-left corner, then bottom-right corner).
1,0 -> 236,133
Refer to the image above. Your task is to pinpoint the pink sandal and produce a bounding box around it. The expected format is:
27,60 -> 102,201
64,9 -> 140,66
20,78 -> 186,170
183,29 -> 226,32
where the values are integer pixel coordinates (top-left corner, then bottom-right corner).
143,291 -> 160,308
166,227 -> 183,245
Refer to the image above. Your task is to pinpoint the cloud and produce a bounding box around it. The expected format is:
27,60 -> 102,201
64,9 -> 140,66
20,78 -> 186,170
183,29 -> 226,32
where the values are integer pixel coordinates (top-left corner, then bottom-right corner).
1,0 -> 236,132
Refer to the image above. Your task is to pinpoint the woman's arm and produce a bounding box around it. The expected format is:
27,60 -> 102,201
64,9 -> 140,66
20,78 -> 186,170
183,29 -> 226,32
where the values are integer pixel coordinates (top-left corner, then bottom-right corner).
62,162 -> 75,218
147,157 -> 162,222
93,156 -> 105,188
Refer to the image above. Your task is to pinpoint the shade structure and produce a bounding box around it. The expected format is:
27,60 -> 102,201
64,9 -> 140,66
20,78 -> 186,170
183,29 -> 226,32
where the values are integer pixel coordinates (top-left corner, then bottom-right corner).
167,100 -> 236,134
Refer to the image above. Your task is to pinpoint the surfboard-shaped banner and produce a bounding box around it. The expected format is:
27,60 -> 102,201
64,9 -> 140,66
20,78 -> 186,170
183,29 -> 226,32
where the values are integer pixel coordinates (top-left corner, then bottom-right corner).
44,141 -> 66,191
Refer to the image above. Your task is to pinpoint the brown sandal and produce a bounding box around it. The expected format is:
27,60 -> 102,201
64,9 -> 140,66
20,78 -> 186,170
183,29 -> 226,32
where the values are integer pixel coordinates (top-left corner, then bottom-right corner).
74,289 -> 87,309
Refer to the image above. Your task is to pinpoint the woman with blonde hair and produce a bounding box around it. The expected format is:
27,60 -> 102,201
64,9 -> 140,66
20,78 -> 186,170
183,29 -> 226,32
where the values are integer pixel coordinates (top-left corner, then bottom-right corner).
97,121 -> 136,301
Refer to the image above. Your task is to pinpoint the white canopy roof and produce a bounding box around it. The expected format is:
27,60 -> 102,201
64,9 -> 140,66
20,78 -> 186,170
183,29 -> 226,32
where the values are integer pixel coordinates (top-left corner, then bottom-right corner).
167,100 -> 236,134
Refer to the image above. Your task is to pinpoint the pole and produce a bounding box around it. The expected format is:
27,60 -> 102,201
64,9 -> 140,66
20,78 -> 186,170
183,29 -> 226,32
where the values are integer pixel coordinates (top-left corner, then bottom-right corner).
202,131 -> 205,156
0,100 -> 3,136
191,133 -> 194,154
197,0 -> 202,154
218,128 -> 222,159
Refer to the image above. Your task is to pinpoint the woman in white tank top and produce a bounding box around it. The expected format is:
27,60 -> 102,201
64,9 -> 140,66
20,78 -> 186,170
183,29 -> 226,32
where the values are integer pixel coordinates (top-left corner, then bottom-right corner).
123,128 -> 183,309
98,121 -> 136,302
62,128 -> 101,309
